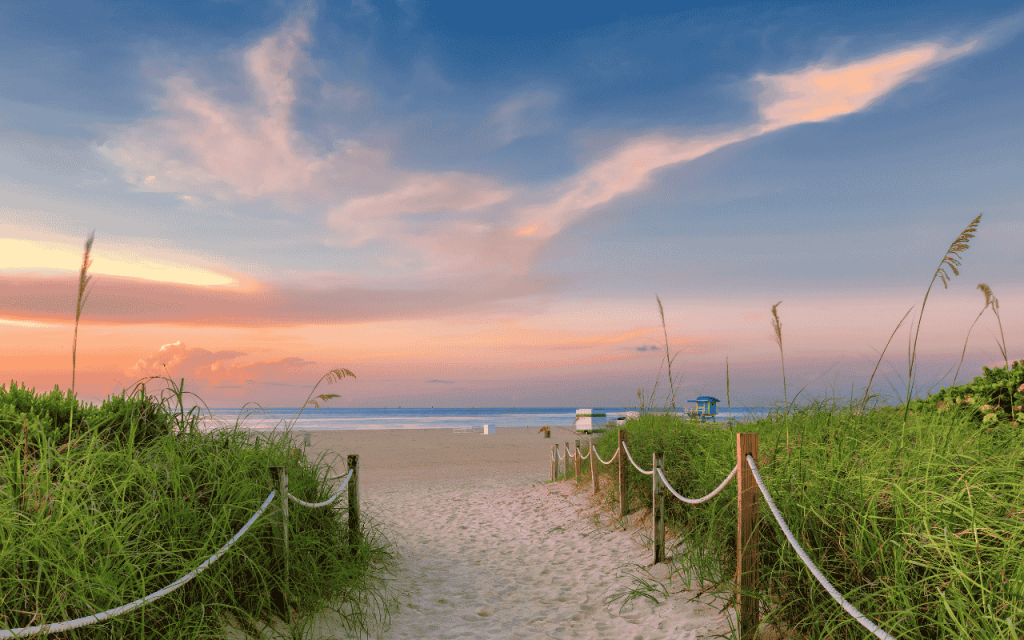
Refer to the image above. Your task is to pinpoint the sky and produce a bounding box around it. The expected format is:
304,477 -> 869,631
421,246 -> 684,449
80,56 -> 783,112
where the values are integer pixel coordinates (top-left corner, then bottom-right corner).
0,0 -> 1022,412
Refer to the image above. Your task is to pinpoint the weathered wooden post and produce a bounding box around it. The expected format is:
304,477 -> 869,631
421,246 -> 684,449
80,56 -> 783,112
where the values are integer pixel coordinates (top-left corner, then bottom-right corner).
653,451 -> 665,564
550,444 -> 557,481
268,465 -> 289,618
553,443 -> 560,479
348,454 -> 360,556
590,435 -> 599,494
565,442 -> 571,478
736,433 -> 760,640
618,429 -> 628,518
574,439 -> 581,481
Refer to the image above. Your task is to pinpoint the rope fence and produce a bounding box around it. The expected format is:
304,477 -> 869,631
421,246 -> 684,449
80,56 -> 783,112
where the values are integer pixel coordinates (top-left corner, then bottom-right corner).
1,454 -> 360,639
553,430 -> 895,640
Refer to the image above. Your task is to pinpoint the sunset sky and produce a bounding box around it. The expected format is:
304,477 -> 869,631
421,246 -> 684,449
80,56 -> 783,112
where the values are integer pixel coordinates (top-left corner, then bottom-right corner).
1,0 -> 1022,412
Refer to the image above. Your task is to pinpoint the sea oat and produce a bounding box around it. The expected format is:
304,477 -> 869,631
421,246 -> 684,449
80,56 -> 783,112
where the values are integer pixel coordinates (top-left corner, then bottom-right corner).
770,301 -> 787,409
71,230 -> 96,396
903,213 -> 982,424
952,283 -> 998,386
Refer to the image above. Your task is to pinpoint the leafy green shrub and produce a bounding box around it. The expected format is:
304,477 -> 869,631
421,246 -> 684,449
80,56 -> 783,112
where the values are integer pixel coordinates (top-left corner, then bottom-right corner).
904,360 -> 1024,425
0,380 -> 179,451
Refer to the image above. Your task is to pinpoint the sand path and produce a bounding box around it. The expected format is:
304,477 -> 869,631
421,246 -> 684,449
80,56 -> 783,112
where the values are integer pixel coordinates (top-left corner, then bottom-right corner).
363,477 -> 737,639
253,427 -> 738,639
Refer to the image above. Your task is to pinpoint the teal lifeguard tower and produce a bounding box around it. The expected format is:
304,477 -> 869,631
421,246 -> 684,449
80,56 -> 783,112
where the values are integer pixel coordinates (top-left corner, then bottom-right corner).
686,396 -> 721,422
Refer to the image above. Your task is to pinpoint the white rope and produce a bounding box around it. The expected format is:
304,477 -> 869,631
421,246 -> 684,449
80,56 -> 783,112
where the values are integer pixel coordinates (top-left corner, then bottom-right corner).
621,442 -> 654,475
744,455 -> 894,640
656,465 -> 737,505
593,446 -> 619,465
579,448 -> 591,460
0,491 -> 278,639
287,469 -> 353,508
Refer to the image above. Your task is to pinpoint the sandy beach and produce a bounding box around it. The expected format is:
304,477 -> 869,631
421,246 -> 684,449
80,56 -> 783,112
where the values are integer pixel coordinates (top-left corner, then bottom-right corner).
271,425 -> 739,639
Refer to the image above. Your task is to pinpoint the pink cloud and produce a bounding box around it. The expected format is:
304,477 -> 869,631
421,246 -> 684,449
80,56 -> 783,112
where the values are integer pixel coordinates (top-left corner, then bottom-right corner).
509,39 -> 979,242
0,271 -> 562,327
753,41 -> 979,131
327,172 -> 514,247
511,129 -> 754,239
125,339 -> 318,387
96,8 -> 329,202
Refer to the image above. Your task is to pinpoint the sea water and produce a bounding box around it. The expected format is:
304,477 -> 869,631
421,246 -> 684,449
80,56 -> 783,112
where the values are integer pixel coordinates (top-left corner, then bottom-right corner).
192,406 -> 769,432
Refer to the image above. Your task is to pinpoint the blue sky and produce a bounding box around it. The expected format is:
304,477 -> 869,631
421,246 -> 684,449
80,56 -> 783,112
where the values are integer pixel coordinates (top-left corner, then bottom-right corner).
0,0 -> 1021,410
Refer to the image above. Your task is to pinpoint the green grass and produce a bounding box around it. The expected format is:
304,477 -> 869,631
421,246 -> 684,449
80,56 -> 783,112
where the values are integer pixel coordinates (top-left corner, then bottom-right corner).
570,212 -> 1023,638
1,230 -> 401,639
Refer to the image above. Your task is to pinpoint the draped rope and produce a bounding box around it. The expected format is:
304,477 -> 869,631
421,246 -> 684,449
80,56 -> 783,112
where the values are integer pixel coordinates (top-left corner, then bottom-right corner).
656,465 -> 737,505
0,491 -> 278,639
745,454 -> 894,640
621,442 -> 654,475
592,446 -> 619,465
287,469 -> 354,508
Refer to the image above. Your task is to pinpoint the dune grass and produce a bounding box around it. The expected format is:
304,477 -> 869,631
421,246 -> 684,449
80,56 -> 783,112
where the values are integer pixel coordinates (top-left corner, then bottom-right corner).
567,212 -> 1023,638
1,231 -> 401,639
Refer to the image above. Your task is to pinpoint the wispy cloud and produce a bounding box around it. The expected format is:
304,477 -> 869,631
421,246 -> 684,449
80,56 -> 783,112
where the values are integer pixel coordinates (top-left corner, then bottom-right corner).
511,38 -> 981,241
90,4 -> 990,285
489,90 -> 559,145
94,6 -> 332,203
752,40 -> 979,131
0,270 -> 563,327
0,236 -> 245,287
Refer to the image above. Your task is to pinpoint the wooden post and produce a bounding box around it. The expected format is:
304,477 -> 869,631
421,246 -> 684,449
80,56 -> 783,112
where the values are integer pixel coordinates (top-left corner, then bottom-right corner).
550,444 -> 556,482
268,465 -> 289,618
574,439 -> 581,481
618,429 -> 628,518
553,443 -> 560,479
348,454 -> 360,556
653,451 -> 665,564
565,442 -> 571,478
736,433 -> 760,640
590,435 -> 599,494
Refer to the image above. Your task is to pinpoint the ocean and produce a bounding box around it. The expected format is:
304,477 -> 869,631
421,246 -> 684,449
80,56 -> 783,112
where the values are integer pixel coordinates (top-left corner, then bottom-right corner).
192,406 -> 770,432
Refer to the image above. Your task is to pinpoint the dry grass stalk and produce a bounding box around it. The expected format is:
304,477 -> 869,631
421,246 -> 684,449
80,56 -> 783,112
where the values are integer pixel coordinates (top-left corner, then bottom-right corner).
984,284 -> 1009,371
726,356 -> 731,411
770,301 -> 787,410
903,213 -> 982,424
655,294 -> 680,413
952,283 -> 999,386
68,229 -> 95,468
71,230 -> 96,396
860,305 -> 915,414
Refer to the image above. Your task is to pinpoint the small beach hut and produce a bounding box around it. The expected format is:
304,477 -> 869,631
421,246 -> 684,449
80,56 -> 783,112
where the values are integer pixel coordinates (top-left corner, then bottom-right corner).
574,409 -> 606,433
687,396 -> 721,422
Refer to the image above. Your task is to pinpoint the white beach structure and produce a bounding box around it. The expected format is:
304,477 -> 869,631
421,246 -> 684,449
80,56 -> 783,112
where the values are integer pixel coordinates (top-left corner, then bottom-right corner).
574,409 -> 607,433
